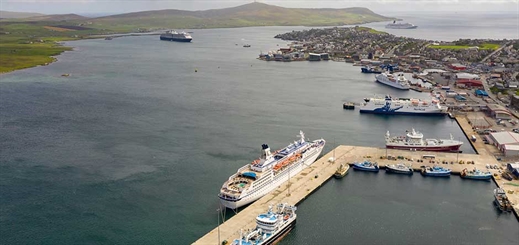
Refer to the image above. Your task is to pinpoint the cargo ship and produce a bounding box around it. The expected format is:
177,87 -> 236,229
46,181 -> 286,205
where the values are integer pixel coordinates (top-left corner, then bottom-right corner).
360,95 -> 448,116
385,129 -> 463,152
159,30 -> 192,42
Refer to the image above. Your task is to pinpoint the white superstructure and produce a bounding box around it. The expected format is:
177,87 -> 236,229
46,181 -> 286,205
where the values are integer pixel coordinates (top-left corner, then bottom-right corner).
375,72 -> 410,90
359,95 -> 447,115
385,21 -> 418,29
219,131 -> 325,209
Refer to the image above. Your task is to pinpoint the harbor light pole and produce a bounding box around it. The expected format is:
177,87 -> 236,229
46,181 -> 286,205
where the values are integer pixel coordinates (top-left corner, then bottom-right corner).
217,207 -> 221,245
457,137 -> 460,163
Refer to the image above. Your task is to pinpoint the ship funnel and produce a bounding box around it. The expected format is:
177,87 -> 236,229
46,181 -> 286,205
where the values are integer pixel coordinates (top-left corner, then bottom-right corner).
299,131 -> 305,144
260,144 -> 272,159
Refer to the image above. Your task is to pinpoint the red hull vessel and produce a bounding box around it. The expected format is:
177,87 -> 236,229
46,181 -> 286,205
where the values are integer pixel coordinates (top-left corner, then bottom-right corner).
386,145 -> 461,152
385,129 -> 463,153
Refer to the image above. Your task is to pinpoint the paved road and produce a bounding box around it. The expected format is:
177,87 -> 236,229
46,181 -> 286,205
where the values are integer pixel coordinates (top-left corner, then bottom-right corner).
481,43 -> 510,62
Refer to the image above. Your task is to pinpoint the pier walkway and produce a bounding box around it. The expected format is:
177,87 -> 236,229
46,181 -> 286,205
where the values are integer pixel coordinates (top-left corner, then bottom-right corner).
193,144 -> 516,244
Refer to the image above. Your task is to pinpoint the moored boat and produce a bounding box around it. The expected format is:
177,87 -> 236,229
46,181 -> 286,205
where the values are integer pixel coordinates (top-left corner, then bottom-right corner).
359,95 -> 448,116
361,65 -> 382,74
375,72 -> 410,90
352,161 -> 379,172
231,203 -> 297,245
385,163 -> 413,175
385,129 -> 463,152
334,163 -> 350,178
160,30 -> 192,42
421,165 -> 451,177
218,131 -> 325,209
460,168 -> 492,180
494,188 -> 513,212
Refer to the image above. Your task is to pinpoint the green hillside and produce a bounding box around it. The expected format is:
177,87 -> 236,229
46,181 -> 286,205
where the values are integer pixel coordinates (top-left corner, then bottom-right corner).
0,2 -> 393,73
91,2 -> 392,31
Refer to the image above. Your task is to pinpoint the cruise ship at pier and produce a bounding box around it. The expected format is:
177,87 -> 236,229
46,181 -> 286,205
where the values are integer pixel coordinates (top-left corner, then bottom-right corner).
159,30 -> 192,42
375,72 -> 410,90
386,129 -> 463,152
359,95 -> 447,116
218,131 -> 325,209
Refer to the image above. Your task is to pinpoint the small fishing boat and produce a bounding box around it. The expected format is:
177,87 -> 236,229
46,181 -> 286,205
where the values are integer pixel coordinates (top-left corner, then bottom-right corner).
421,165 -> 451,177
385,163 -> 413,175
494,188 -> 513,212
352,161 -> 379,172
343,102 -> 355,110
243,44 -> 251,48
334,163 -> 350,178
460,168 -> 492,180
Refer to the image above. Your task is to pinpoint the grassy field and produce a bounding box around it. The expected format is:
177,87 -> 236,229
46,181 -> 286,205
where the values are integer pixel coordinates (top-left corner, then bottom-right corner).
429,43 -> 501,50
0,22 -> 105,74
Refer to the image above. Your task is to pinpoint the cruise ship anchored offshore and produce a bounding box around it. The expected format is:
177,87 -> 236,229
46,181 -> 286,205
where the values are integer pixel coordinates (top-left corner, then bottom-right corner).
360,95 -> 447,116
159,30 -> 192,42
375,72 -> 410,90
386,129 -> 463,152
385,21 -> 418,29
219,131 -> 325,209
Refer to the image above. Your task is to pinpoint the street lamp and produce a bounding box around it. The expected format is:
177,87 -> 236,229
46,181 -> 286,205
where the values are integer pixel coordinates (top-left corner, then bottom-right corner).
217,207 -> 221,245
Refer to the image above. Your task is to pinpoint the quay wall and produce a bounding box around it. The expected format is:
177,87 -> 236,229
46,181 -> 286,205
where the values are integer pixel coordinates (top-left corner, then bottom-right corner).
193,145 -> 517,244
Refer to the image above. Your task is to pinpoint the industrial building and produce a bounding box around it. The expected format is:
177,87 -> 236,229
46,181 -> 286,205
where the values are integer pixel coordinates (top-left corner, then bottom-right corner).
488,131 -> 519,156
487,104 -> 512,120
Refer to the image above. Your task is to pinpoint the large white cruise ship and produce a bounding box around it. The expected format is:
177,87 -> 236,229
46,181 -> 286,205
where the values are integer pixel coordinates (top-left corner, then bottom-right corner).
219,131 -> 325,209
385,21 -> 418,29
359,95 -> 447,116
375,72 -> 410,90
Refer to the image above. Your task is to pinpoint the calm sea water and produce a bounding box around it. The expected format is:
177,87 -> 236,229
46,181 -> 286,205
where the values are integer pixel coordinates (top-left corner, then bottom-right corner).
1,13 -> 518,245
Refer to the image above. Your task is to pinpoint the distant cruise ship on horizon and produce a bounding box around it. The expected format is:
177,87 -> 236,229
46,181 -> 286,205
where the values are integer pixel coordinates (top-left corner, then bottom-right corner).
218,131 -> 325,209
160,30 -> 192,42
385,21 -> 418,29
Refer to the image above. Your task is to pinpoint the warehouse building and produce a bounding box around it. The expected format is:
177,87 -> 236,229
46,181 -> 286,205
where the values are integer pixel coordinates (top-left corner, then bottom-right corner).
489,131 -> 519,156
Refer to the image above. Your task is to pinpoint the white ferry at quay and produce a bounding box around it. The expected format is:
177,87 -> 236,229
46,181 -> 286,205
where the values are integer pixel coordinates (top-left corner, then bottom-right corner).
359,95 -> 447,116
218,131 -> 325,209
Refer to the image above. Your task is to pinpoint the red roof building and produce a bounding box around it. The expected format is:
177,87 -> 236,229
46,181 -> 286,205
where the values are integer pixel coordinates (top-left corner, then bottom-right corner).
456,79 -> 483,87
449,63 -> 467,70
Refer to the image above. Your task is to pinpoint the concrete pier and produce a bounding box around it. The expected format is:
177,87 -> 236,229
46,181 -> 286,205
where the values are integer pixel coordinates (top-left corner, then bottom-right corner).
193,144 -> 518,244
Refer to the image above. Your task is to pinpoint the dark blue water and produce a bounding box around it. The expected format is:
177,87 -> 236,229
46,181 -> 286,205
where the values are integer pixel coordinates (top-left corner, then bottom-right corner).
1,15 -> 518,245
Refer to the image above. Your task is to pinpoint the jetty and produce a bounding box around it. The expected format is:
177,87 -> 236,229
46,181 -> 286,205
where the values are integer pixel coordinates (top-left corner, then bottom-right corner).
193,144 -> 518,244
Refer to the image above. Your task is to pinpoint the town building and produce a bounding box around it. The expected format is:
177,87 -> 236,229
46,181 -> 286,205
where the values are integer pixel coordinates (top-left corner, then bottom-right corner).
487,104 -> 512,120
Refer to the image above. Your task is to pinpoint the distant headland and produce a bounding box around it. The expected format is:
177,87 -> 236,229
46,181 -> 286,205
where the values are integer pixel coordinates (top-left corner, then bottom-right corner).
0,2 -> 394,74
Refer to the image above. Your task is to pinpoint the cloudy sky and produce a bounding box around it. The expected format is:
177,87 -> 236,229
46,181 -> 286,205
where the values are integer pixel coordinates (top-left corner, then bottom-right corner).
0,0 -> 518,15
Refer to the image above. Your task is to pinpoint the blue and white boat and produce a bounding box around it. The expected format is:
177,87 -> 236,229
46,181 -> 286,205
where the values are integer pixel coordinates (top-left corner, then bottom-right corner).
461,168 -> 492,180
385,163 -> 413,175
359,95 -> 447,116
361,66 -> 382,74
421,166 -> 451,177
352,161 -> 379,172
231,203 -> 297,245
